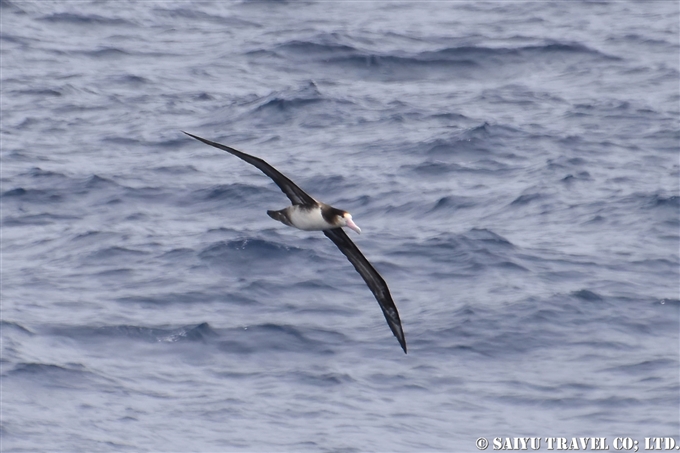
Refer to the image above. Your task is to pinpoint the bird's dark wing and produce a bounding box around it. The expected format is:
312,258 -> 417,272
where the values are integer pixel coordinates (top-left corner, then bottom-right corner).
183,132 -> 317,206
323,228 -> 406,353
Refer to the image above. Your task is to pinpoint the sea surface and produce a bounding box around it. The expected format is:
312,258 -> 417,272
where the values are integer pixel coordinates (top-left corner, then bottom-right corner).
2,1 -> 679,452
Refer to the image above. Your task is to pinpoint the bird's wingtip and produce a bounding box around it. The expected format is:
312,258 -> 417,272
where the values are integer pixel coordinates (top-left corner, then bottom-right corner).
183,131 -> 208,144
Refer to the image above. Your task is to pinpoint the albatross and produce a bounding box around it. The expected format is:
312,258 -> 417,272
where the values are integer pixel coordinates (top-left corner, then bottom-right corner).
183,132 -> 406,353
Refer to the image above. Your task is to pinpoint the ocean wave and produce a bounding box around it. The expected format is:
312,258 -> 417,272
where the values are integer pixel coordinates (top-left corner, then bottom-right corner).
257,37 -> 620,85
273,37 -> 616,65
242,81 -> 355,127
605,358 -> 679,376
3,212 -> 81,227
571,289 -> 603,301
37,12 -> 133,27
406,158 -> 511,175
1,320 -> 33,335
198,238 -> 308,265
427,195 -> 477,214
45,322 -> 218,343
2,187 -> 62,203
4,362 -> 107,391
84,245 -> 149,263
216,323 -> 344,355
153,7 -> 259,27
393,228 -> 517,273
409,122 -> 527,161
191,183 -> 270,202
510,192 -> 544,206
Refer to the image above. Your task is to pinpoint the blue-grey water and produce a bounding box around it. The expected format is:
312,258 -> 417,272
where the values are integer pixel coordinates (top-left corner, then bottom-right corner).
2,1 -> 679,452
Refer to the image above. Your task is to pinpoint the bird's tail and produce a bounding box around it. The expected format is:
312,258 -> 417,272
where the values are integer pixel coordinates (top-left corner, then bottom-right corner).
267,209 -> 293,227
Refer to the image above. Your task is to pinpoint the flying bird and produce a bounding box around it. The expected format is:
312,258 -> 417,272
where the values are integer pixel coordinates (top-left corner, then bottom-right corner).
183,132 -> 406,353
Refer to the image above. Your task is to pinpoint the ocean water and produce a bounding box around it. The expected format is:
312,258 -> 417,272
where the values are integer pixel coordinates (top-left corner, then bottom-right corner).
2,1 -> 679,451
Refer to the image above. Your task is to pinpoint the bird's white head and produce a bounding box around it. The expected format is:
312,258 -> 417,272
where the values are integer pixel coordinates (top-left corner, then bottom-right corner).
342,212 -> 361,234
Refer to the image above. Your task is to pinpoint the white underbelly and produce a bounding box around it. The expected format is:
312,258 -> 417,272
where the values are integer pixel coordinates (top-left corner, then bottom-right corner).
288,205 -> 331,231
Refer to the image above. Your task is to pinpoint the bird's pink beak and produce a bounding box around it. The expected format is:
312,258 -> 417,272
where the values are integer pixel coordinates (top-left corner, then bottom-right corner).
346,218 -> 361,234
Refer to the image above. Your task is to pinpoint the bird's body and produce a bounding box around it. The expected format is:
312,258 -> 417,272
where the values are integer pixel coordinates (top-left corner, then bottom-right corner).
183,131 -> 406,353
270,205 -> 326,230
268,204 -> 356,231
